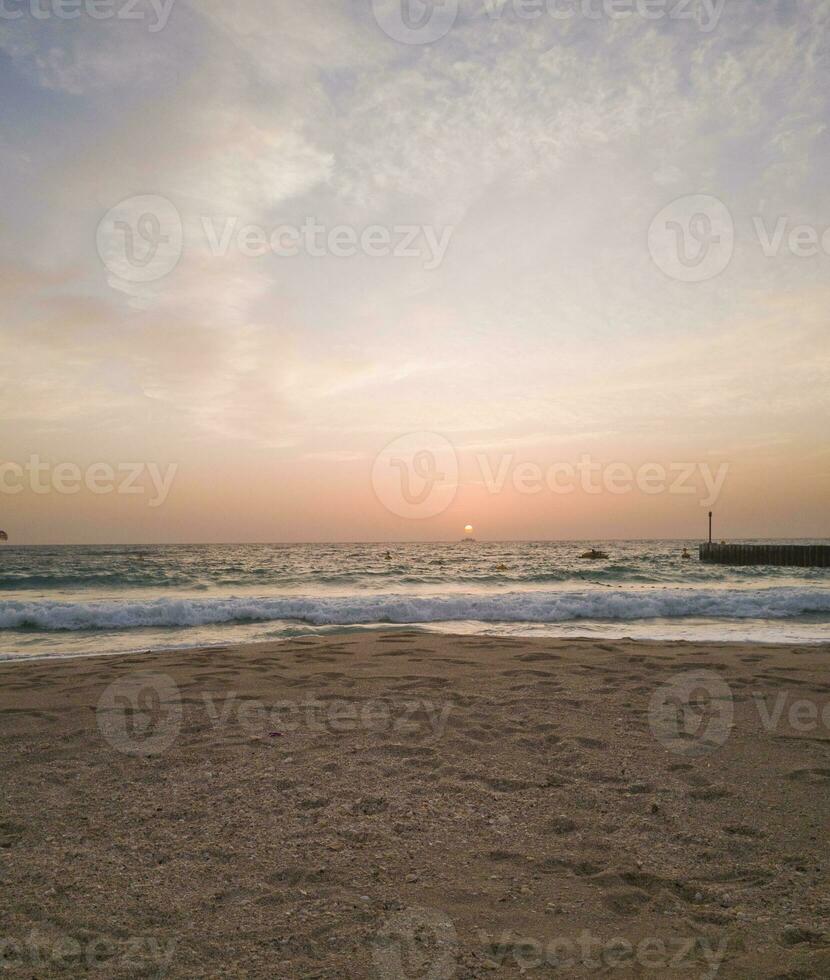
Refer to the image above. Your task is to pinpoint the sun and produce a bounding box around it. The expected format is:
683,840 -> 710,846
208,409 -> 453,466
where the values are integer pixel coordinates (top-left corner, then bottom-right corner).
464,524 -> 474,534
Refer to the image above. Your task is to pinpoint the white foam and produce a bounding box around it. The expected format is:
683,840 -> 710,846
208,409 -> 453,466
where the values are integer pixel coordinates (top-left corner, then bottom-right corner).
1,587 -> 829,631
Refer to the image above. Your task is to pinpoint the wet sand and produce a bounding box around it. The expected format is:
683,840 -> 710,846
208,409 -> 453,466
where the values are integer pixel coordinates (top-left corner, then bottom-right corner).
1,633 -> 829,977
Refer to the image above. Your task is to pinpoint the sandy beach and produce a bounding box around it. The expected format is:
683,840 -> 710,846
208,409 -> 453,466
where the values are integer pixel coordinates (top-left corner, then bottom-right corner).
1,633 -> 829,978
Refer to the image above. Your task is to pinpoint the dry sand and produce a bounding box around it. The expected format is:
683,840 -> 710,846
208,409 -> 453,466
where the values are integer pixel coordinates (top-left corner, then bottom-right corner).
1,632 -> 829,978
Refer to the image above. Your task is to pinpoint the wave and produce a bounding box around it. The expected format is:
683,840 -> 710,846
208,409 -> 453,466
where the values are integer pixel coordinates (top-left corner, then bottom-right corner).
0,574 -> 200,590
1,588 -> 829,631
0,567 -> 787,591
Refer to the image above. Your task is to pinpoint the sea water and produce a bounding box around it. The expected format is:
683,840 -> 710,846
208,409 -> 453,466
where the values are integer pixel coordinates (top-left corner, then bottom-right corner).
0,540 -> 828,661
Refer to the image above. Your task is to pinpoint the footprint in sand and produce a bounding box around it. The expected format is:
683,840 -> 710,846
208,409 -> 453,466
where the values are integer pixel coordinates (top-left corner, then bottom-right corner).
212,887 -> 259,906
787,767 -> 830,783
548,815 -> 580,834
464,773 -> 541,793
615,782 -> 653,795
0,820 -> 25,848
723,824 -> 765,838
486,849 -> 525,864
573,736 -> 608,749
584,771 -> 626,785
688,784 -> 734,800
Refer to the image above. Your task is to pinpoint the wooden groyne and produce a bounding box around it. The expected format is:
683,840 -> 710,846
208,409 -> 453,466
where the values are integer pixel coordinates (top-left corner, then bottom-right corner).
699,543 -> 830,567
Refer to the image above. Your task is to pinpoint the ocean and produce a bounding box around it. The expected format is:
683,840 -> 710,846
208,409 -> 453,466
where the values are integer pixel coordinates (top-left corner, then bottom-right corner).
1,540 -> 828,661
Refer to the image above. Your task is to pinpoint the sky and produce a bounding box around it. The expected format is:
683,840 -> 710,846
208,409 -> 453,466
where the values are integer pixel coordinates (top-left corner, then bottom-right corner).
1,0 -> 829,544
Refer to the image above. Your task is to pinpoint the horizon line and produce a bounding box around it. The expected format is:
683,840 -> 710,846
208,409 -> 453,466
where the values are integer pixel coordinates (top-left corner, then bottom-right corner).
3,536 -> 830,548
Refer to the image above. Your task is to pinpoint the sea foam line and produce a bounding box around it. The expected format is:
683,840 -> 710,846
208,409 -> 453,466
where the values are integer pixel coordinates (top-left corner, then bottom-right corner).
0,588 -> 829,631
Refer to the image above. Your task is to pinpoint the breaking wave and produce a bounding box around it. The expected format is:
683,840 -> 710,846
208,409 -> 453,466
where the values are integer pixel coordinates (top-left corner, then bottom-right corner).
2,587 -> 829,632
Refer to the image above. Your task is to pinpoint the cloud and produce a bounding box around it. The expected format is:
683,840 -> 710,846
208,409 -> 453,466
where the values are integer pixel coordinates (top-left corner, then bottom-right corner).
1,0 -> 828,531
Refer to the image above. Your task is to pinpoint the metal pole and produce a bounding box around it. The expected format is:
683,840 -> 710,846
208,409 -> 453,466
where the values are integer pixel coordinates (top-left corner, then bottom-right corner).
708,511 -> 712,544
